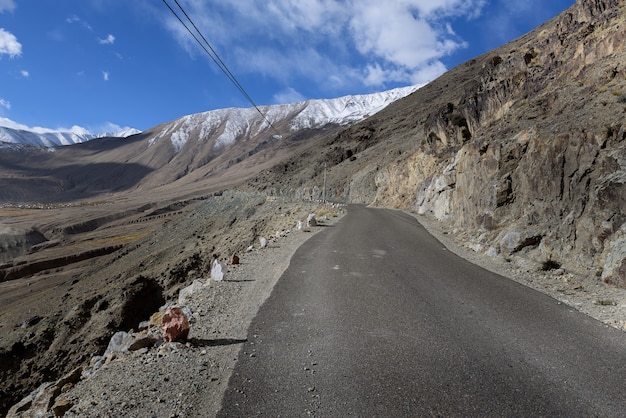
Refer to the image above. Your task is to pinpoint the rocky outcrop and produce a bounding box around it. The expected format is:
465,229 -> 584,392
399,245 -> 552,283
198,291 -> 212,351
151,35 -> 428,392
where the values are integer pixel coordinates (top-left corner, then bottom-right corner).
365,0 -> 626,286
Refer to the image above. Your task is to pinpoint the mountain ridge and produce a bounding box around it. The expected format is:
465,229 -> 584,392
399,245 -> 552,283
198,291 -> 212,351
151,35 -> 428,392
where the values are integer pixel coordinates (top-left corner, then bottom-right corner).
0,85 -> 418,150
2,1 -> 626,416
0,85 -> 420,203
0,118 -> 141,147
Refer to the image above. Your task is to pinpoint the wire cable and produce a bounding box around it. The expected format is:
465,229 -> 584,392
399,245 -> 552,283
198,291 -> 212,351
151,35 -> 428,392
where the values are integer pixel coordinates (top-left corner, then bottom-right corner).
161,0 -> 281,136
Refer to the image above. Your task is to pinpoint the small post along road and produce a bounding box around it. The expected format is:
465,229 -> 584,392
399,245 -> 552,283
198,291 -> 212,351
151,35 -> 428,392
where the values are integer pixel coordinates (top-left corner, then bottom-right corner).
218,206 -> 626,417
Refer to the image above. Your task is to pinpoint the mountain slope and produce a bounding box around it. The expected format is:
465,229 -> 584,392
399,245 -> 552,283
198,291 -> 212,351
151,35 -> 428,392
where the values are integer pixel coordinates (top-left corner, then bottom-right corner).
0,86 -> 418,203
251,0 -> 626,287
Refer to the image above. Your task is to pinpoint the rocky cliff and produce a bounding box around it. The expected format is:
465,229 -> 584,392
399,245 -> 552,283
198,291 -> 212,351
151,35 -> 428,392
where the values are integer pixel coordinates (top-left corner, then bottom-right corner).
372,0 -> 626,287
258,0 -> 626,287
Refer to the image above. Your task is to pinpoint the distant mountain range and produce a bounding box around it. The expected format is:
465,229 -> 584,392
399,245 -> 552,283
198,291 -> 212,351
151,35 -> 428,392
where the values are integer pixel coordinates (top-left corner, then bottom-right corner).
0,118 -> 141,147
0,84 -> 421,203
0,85 -> 419,149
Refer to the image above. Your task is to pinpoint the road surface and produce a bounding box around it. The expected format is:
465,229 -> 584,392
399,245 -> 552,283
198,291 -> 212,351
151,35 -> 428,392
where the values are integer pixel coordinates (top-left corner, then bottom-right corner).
218,206 -> 626,417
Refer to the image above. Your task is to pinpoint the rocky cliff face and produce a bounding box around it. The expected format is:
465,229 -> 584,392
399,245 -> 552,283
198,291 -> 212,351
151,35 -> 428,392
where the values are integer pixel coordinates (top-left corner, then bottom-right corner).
369,0 -> 626,286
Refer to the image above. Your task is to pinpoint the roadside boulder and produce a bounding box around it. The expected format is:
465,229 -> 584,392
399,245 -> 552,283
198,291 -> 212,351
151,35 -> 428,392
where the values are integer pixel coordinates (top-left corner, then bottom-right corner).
307,214 -> 317,227
211,259 -> 224,281
161,306 -> 190,342
230,254 -> 240,265
103,331 -> 136,357
178,279 -> 206,305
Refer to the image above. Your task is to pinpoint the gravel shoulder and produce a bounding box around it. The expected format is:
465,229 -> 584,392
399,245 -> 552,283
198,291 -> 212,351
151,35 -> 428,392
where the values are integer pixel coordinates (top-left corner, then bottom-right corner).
60,210 -> 343,418
413,212 -> 626,333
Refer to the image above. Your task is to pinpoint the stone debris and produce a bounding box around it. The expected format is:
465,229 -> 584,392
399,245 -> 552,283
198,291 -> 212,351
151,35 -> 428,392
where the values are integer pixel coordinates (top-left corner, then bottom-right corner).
307,214 -> 317,227
230,254 -> 240,265
52,398 -> 73,417
211,259 -> 224,281
259,236 -> 267,248
6,367 -> 82,418
178,279 -> 207,305
20,315 -> 41,328
103,331 -> 136,357
161,306 -> 190,342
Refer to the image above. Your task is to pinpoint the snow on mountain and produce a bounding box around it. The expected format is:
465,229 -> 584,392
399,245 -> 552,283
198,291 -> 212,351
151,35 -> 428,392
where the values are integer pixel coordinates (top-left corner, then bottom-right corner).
0,117 -> 140,147
148,84 -> 421,153
0,85 -> 417,150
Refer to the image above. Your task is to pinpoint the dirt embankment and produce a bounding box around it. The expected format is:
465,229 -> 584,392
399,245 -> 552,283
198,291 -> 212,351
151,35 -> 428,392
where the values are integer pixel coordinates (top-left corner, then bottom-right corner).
0,190 -> 336,416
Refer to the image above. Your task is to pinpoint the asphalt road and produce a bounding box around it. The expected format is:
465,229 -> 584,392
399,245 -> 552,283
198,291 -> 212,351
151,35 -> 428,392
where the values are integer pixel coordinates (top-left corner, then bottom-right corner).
218,206 -> 626,417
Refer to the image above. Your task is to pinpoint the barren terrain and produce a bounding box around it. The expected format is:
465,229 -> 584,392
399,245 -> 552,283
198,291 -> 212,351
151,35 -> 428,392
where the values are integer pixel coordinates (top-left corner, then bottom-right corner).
2,0 -> 626,415
7,204 -> 623,417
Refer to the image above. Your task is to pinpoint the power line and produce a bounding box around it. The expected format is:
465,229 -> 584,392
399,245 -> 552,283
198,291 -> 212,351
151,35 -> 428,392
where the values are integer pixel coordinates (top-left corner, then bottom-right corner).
161,0 -> 280,136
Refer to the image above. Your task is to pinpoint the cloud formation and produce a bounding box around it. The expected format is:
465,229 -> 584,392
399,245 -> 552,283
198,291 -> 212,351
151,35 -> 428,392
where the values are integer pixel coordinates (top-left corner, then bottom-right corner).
67,14 -> 93,32
98,34 -> 115,45
0,0 -> 15,13
0,97 -> 10,109
102,71 -> 109,81
164,0 -> 486,90
0,27 -> 21,57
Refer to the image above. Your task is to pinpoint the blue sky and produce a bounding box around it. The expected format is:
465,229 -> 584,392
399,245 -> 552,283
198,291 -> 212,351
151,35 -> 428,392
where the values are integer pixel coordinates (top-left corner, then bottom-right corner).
0,0 -> 575,133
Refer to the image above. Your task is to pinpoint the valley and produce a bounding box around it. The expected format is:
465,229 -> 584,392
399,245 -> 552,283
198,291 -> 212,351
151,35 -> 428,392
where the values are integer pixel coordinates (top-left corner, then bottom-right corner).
1,0 -> 626,415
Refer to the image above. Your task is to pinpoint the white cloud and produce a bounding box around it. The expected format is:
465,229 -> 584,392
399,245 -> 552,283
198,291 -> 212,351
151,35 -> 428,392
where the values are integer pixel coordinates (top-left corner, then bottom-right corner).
0,27 -> 21,57
163,0 -> 486,89
0,97 -> 10,109
273,87 -> 307,104
102,71 -> 109,81
20,69 -> 29,77
0,0 -> 15,13
98,34 -> 115,45
67,14 -> 93,31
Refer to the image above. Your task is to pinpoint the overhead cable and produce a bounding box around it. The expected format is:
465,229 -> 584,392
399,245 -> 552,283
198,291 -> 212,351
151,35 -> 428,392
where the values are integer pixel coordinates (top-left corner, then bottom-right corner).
161,0 -> 280,135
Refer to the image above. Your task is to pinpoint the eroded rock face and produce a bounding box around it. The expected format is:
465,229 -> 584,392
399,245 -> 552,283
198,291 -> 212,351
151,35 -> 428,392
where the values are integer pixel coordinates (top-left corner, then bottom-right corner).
369,0 -> 626,286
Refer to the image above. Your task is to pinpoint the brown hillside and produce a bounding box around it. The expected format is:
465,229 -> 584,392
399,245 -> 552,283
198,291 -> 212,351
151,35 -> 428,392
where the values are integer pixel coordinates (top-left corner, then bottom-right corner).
1,0 -> 625,414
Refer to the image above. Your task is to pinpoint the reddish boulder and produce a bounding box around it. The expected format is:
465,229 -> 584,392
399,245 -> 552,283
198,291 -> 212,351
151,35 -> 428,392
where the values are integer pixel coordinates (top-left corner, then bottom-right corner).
161,306 -> 190,342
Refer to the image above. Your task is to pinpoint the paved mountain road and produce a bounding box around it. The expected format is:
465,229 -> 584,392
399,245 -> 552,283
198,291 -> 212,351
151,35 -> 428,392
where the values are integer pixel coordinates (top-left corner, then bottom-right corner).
218,206 -> 626,417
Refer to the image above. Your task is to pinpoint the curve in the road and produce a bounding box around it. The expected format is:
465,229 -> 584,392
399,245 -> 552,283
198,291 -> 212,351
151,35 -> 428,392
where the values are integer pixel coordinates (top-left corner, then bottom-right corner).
218,205 -> 626,417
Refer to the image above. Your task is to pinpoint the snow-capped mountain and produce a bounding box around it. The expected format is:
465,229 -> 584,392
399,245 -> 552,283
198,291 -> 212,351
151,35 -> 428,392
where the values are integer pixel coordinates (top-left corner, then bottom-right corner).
0,84 -> 421,203
147,85 -> 421,152
0,118 -> 140,147
0,85 -> 418,150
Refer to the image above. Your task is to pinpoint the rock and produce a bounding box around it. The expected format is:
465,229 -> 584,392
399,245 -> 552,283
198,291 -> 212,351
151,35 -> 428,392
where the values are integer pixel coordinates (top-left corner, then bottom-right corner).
150,311 -> 165,326
230,254 -> 240,265
259,236 -> 267,248
307,214 -> 317,227
52,398 -> 72,417
297,220 -> 303,230
178,279 -> 206,305
6,367 -> 82,418
211,259 -> 224,281
499,230 -> 543,256
20,315 -> 41,328
137,320 -> 150,331
161,306 -> 190,342
128,334 -> 159,351
103,331 -> 136,357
